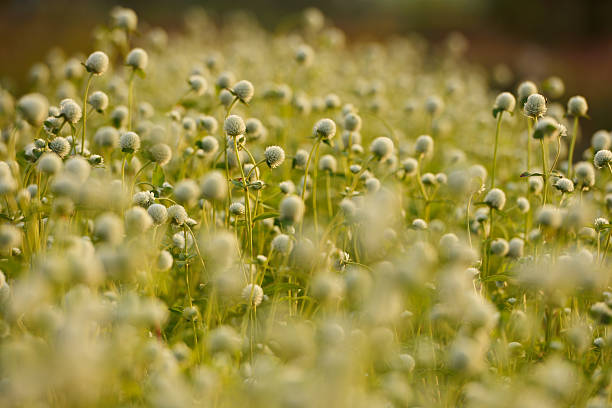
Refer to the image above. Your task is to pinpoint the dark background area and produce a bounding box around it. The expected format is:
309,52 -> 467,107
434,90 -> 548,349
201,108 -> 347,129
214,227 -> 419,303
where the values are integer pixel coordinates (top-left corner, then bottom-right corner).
1,0 -> 611,142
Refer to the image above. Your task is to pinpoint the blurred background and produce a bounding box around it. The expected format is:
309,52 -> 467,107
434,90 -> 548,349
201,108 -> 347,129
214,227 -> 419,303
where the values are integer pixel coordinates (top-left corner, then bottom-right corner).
1,0 -> 611,139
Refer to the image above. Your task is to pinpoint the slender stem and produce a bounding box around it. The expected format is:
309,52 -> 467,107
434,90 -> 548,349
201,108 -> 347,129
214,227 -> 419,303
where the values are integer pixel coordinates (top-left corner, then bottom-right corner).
300,139 -> 320,203
127,70 -> 135,131
325,172 -> 333,217
540,138 -> 549,205
81,73 -> 94,155
568,116 -> 579,178
491,112 -> 503,188
312,142 -> 321,235
233,136 -> 253,260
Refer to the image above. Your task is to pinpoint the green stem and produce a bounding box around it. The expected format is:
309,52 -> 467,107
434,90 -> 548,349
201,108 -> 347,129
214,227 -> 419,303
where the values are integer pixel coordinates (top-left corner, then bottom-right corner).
81,73 -> 94,155
491,112 -> 503,188
233,136 -> 253,260
312,142 -> 321,235
568,116 -> 579,178
540,138 -> 549,205
127,70 -> 135,131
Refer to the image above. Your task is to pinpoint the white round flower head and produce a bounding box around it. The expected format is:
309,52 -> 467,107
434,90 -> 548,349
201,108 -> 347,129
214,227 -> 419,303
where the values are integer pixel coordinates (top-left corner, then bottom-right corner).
295,44 -> 314,65
188,75 -> 208,95
199,116 -> 218,134
201,171 -> 227,202
344,112 -> 362,132
245,118 -> 264,138
279,195 -> 305,225
167,204 -> 188,225
575,161 -> 595,187
224,115 -> 246,137
592,130 -> 611,152
370,136 -> 394,160
147,203 -> 168,225
484,188 -> 506,210
183,117 -> 196,132
125,206 -> 153,234
110,105 -> 128,128
219,89 -> 234,107
594,149 -> 612,169
523,93 -> 547,118
412,218 -> 428,230
264,145 -> 285,168
64,156 -> 90,182
365,177 -> 380,193
37,153 -> 62,174
229,202 -> 245,216
241,283 -> 264,307
271,233 -> 293,254
319,154 -> 337,173
88,90 -> 109,112
208,326 -> 241,355
554,177 -> 574,193
156,250 -> 173,272
85,51 -> 109,75
279,180 -> 295,195
536,205 -> 562,229
59,98 -> 82,124
507,237 -> 524,259
232,80 -> 254,104
94,126 -> 119,148
567,95 -> 588,117
532,116 -> 560,140
216,71 -> 236,89
517,197 -> 530,213
402,158 -> 418,176
172,180 -> 198,206
94,213 -> 124,245
324,93 -> 341,110
17,93 -> 49,126
133,190 -> 155,208
493,91 -> 516,113
313,118 -> 336,139
49,136 -> 71,158
119,131 -> 140,152
150,143 -> 172,165
517,80 -> 538,103
594,217 -> 609,231
415,135 -> 434,155
293,149 -> 309,168
528,177 -> 543,194
490,238 -> 509,256
112,6 -> 138,31
200,136 -> 219,154
425,95 -> 444,116
0,224 -> 21,252
126,48 -> 148,71
421,172 -> 436,186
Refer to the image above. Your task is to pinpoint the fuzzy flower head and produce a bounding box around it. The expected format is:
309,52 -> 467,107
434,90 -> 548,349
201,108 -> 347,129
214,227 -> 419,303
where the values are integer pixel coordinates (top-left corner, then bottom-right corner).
594,150 -> 612,169
241,283 -> 264,307
415,135 -> 434,155
150,143 -> 172,165
493,91 -> 516,115
85,51 -> 109,75
126,48 -> 148,71
279,195 -> 305,225
517,80 -> 538,105
532,116 -> 561,140
59,98 -> 82,124
523,93 -> 547,118
88,91 -> 109,112
567,95 -> 588,117
167,204 -> 188,225
370,136 -> 394,160
264,145 -> 285,168
484,188 -> 506,210
119,131 -> 140,153
224,115 -> 246,137
147,203 -> 168,225
188,75 -> 208,96
313,118 -> 336,140
232,80 -> 255,104
201,171 -> 227,202
49,137 -> 71,158
554,177 -> 574,193
17,93 -> 49,126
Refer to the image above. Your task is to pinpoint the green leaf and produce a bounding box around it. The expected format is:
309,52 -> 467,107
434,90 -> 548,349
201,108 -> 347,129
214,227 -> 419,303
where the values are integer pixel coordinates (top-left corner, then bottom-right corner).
520,171 -> 544,178
253,212 -> 279,222
152,164 -> 165,187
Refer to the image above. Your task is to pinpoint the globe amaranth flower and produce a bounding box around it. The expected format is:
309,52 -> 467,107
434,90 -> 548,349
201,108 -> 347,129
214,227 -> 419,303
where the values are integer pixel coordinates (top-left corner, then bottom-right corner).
264,145 -> 285,168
